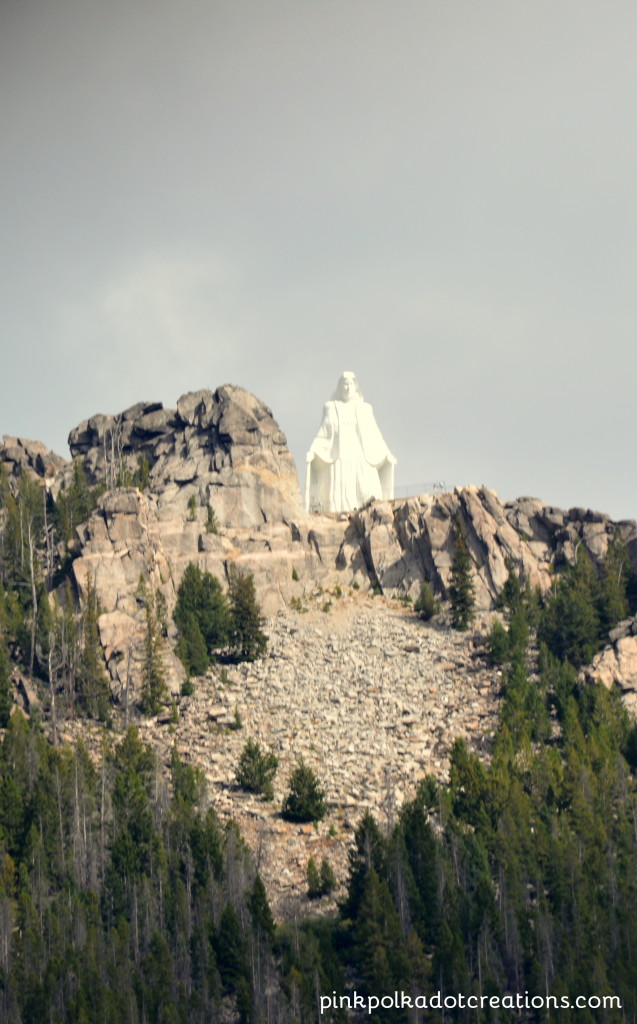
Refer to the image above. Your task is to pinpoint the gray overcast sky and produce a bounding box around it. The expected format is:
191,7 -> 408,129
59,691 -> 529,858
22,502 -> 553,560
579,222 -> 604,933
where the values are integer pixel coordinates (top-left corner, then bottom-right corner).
2,1 -> 636,519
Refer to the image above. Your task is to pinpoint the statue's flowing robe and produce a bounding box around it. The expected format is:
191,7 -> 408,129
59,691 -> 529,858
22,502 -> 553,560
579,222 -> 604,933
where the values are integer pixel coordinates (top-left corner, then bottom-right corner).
305,399 -> 395,513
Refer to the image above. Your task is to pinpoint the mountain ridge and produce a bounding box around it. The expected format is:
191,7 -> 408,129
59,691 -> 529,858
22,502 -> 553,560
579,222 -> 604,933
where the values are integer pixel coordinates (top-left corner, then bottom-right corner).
3,385 -> 637,707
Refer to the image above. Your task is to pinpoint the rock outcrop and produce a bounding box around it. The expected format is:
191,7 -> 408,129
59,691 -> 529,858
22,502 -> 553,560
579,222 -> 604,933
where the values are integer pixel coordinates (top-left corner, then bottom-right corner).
582,614 -> 637,713
68,386 -> 302,526
66,387 -> 310,696
6,385 -> 637,708
0,435 -> 68,491
340,488 -> 637,605
70,481 -> 637,704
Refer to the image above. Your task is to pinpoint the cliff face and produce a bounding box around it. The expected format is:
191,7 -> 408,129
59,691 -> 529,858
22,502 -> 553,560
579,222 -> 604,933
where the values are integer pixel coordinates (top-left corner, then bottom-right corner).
0,435 -> 67,488
68,385 -> 302,526
70,481 -> 637,706
4,385 -> 637,706
345,488 -> 637,605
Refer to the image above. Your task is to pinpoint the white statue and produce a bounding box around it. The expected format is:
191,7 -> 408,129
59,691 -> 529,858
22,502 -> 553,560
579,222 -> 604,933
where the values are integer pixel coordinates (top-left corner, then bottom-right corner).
305,371 -> 396,513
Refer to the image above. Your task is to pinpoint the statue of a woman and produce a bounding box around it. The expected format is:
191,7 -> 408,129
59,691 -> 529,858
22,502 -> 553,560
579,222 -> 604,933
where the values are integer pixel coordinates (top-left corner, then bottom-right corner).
305,371 -> 396,513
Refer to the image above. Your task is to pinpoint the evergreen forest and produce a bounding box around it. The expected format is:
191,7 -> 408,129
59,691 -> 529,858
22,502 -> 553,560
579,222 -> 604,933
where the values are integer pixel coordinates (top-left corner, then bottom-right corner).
1,461 -> 637,1021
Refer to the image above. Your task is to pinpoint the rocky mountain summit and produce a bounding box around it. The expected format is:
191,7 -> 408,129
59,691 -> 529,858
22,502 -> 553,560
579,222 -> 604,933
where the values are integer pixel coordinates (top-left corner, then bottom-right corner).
3,384 -> 637,706
0,434 -> 67,486
4,383 -> 637,919
68,385 -> 302,525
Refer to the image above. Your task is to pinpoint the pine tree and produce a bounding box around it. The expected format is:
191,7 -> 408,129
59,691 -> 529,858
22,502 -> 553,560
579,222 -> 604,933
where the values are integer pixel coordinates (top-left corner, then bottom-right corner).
487,618 -> 509,665
2,473 -> 46,676
282,759 -> 326,822
175,610 -> 209,678
236,738 -> 278,797
538,551 -> 600,667
319,857 -> 336,896
77,577 -> 111,720
228,570 -> 267,662
214,902 -> 250,991
598,528 -> 630,636
448,522 -> 475,630
205,505 -> 220,534
306,856 -> 322,898
414,580 -> 440,620
54,459 -> 102,544
140,932 -> 174,1024
0,633 -> 12,727
174,563 -> 230,668
343,811 -> 388,920
141,593 -> 168,715
247,874 -> 275,941
508,603 -> 530,659
354,868 -> 411,1021
449,737 -> 490,826
498,560 -> 523,612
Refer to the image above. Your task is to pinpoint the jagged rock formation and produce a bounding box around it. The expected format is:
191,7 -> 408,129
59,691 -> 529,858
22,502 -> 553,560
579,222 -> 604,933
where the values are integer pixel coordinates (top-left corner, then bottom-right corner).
345,489 -> 637,605
65,388 -> 304,695
0,435 -> 67,489
4,385 -> 637,708
72,482 -> 637,706
68,386 -> 302,525
583,614 -> 637,713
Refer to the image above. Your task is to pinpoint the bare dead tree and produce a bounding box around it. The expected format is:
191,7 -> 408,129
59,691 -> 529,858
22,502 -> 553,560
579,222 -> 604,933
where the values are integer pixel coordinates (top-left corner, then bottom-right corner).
42,484 -> 54,589
103,415 -> 126,492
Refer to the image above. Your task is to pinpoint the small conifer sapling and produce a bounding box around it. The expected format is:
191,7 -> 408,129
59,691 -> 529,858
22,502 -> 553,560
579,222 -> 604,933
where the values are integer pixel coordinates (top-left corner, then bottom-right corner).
449,522 -> 476,631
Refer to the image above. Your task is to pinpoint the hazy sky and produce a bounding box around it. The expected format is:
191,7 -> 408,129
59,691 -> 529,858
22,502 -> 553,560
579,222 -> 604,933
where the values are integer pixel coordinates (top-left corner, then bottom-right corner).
2,1 -> 636,519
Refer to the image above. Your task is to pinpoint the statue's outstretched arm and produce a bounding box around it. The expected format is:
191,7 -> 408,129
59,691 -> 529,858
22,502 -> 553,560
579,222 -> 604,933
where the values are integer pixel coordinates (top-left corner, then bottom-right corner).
307,403 -> 337,464
358,402 -> 395,468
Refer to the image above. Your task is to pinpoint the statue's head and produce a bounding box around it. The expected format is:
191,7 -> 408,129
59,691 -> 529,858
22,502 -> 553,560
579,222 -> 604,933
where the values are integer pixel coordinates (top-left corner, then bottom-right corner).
333,370 -> 362,403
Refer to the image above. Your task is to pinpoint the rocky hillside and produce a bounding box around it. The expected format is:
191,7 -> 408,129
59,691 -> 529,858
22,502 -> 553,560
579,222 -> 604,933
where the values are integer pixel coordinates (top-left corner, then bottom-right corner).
5,386 -> 637,1024
61,591 -> 500,916
67,386 -> 302,525
4,382 -> 637,917
3,384 -> 637,705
